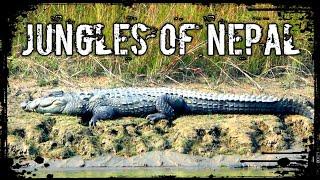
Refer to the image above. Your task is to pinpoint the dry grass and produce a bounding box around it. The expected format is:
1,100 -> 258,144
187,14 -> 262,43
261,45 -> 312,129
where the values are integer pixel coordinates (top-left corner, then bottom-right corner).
10,3 -> 313,83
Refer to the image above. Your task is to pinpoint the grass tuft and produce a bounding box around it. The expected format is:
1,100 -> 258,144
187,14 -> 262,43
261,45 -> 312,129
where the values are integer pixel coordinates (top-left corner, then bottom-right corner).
10,3 -> 313,85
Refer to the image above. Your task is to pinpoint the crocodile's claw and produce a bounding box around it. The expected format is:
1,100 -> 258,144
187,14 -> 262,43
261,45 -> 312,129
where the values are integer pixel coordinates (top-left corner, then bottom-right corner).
146,113 -> 167,124
89,118 -> 98,128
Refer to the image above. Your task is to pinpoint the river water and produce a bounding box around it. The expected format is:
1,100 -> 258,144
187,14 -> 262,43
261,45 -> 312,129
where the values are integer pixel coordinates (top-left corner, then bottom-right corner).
26,167 -> 289,178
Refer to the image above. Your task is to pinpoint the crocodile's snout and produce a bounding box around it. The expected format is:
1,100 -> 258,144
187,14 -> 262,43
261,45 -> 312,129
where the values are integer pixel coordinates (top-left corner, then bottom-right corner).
20,93 -> 70,114
20,99 -> 40,112
20,100 -> 28,110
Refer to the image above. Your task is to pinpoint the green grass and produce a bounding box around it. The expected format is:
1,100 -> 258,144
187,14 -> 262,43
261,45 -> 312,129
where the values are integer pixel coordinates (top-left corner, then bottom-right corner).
10,3 -> 313,84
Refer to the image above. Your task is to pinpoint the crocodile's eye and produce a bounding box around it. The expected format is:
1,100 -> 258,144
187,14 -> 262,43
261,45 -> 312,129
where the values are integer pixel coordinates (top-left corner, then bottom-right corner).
52,100 -> 64,106
48,91 -> 64,97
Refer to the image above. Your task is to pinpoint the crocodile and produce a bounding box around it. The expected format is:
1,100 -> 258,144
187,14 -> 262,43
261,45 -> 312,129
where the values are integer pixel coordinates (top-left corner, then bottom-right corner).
20,87 -> 314,127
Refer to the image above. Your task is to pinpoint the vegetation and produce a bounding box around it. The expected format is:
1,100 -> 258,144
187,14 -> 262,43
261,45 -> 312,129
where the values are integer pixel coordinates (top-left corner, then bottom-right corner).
9,3 -> 313,85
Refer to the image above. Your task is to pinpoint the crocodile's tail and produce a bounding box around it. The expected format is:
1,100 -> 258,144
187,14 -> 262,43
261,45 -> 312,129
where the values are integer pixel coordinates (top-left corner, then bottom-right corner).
186,95 -> 314,123
275,98 -> 314,122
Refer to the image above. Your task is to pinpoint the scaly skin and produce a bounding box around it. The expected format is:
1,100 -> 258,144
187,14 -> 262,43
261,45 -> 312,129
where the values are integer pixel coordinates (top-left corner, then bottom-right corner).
21,87 -> 314,127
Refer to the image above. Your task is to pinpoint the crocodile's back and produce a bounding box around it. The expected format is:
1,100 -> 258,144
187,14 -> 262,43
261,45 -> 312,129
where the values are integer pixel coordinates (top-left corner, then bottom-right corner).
96,87 -> 222,98
88,87 -> 313,121
90,88 -> 168,116
90,87 -> 207,117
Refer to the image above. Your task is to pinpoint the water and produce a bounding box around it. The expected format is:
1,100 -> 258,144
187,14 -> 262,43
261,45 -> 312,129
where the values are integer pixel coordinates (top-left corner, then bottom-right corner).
27,167 -> 287,178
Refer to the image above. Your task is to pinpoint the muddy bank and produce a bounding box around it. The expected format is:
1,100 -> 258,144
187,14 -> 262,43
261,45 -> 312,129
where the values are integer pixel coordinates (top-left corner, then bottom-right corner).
16,149 -> 307,170
7,77 -> 313,161
8,113 -> 312,160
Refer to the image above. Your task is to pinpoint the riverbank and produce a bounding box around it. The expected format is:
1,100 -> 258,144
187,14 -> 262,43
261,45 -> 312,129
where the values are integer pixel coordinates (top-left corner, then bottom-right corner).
7,76 -> 313,177
16,150 -> 306,178
8,76 -> 313,159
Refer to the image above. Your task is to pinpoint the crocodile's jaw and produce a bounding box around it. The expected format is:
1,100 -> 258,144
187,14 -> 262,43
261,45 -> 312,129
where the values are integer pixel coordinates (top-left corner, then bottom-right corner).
21,97 -> 67,114
21,92 -> 91,116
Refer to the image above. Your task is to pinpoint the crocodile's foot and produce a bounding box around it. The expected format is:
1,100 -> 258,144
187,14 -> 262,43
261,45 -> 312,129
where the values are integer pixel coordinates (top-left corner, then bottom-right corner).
146,113 -> 168,124
89,118 -> 100,128
89,106 -> 116,128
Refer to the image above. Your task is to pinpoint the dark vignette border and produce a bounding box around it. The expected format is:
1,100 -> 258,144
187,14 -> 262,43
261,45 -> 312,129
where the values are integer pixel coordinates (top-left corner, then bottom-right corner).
0,0 -> 319,178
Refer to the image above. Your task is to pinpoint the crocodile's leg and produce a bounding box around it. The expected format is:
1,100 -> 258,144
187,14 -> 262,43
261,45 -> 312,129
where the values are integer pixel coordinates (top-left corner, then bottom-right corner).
89,106 -> 116,127
146,94 -> 186,123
